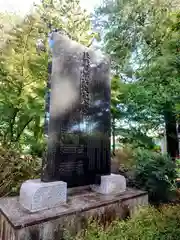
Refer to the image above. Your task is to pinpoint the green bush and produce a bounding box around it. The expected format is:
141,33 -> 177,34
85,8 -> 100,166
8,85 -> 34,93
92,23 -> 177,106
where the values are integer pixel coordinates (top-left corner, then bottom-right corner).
74,205 -> 180,240
132,149 -> 177,203
113,147 -> 177,203
176,158 -> 180,178
0,145 -> 41,197
113,146 -> 134,167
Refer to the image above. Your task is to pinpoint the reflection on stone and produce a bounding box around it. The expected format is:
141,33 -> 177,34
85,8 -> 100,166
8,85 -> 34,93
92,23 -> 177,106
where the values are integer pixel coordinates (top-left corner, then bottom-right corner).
41,33 -> 111,187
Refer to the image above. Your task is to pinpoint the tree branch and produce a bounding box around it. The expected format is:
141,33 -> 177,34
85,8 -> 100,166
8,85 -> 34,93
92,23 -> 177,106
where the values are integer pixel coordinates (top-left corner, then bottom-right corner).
14,117 -> 34,142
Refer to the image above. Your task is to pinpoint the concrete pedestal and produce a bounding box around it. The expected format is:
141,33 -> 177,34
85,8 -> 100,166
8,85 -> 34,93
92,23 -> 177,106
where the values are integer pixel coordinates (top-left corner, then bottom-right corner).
19,174 -> 126,213
91,174 -> 126,194
0,188 -> 148,240
19,179 -> 67,212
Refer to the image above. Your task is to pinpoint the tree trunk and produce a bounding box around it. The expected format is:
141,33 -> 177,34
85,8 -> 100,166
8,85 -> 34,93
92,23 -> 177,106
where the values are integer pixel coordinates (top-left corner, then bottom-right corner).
164,106 -> 179,160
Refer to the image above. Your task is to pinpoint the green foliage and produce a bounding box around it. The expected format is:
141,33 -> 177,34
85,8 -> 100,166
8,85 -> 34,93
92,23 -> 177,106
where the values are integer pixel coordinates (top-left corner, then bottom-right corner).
113,147 -> 178,203
131,149 -> 177,203
0,1 -> 95,154
97,0 -> 180,154
37,0 -> 98,46
0,145 -> 41,197
111,74 -> 129,152
0,13 -> 47,153
116,128 -> 156,149
176,158 -> 180,177
73,205 -> 180,240
113,146 -> 134,171
111,75 -> 128,119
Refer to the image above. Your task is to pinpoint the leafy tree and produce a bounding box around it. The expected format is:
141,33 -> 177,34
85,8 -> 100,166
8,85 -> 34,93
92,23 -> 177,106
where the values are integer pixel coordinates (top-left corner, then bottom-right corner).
0,0 -> 96,154
36,0 -> 98,46
0,14 -> 47,151
111,75 -> 125,154
97,0 -> 180,158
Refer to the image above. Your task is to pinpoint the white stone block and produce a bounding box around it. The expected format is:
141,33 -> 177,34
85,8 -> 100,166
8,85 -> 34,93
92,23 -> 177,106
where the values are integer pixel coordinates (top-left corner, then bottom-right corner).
19,179 -> 67,212
91,174 -> 126,195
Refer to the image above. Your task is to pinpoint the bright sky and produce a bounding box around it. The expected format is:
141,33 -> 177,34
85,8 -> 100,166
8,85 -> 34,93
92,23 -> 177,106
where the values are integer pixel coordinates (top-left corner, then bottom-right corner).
0,0 -> 101,14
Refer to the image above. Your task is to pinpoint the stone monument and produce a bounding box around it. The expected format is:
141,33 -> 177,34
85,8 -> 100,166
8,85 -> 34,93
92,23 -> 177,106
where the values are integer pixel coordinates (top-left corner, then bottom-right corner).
0,32 -> 148,240
19,32 -> 126,212
42,32 -> 111,186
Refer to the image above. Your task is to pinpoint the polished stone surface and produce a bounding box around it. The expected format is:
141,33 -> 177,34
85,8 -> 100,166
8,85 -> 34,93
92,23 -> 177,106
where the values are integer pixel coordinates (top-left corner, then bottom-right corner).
91,174 -> 126,194
42,33 -> 111,187
19,179 -> 67,212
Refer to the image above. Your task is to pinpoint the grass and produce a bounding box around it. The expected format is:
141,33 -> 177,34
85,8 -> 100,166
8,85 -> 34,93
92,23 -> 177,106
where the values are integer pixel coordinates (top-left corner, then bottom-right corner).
71,204 -> 180,240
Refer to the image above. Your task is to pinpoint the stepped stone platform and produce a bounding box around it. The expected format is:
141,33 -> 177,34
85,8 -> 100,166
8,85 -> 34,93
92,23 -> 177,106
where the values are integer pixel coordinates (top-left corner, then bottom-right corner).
0,187 -> 148,240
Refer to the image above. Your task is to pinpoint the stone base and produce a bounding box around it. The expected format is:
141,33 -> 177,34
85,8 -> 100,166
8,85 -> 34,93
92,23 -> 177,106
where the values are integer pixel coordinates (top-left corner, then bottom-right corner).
91,174 -> 126,194
19,179 -> 67,212
0,188 -> 148,240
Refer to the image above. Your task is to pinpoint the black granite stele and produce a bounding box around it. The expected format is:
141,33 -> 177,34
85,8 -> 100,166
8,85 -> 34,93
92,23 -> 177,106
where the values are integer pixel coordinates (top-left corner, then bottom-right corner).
41,33 -> 111,187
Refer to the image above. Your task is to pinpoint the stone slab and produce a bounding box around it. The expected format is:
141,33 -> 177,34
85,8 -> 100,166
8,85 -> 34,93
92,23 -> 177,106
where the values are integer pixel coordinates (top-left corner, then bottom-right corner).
19,179 -> 67,212
0,188 -> 148,240
0,188 -> 148,231
91,174 -> 126,194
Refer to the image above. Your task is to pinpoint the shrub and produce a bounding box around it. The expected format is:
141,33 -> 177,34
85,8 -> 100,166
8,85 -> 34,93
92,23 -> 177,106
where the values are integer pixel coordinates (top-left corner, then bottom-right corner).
113,147 -> 178,203
176,158 -> 180,178
74,205 -> 180,240
0,145 -> 41,197
132,149 -> 177,203
112,146 -> 134,172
